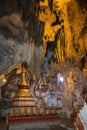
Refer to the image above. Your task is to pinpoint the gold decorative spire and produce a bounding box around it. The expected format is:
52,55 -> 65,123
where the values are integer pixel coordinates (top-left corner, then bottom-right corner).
21,62 -> 27,85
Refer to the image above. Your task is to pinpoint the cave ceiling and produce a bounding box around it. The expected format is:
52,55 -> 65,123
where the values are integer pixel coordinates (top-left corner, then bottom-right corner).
0,0 -> 87,75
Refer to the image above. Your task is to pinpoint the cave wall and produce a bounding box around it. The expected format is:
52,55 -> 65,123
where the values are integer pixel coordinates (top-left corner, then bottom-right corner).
39,0 -> 87,68
0,0 -> 45,74
0,0 -> 86,74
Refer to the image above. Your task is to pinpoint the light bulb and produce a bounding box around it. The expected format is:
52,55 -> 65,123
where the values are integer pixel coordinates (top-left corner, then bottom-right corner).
59,76 -> 64,82
3,78 -> 6,82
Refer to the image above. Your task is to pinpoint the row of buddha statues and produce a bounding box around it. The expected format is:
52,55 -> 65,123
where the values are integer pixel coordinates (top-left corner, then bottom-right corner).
10,106 -> 58,116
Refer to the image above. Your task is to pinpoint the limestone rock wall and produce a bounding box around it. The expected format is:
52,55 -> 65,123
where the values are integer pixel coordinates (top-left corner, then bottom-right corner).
0,0 -> 86,73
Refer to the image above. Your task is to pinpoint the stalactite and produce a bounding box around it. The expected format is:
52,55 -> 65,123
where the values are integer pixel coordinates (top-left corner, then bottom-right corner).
63,4 -> 72,58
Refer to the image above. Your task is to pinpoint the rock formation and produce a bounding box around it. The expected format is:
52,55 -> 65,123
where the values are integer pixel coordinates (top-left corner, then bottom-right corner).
0,0 -> 87,117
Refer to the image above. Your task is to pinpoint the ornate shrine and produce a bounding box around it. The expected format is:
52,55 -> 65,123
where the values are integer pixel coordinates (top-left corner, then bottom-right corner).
7,62 -> 60,130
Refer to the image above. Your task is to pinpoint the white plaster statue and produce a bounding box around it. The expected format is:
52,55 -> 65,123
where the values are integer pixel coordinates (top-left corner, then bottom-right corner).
61,71 -> 74,118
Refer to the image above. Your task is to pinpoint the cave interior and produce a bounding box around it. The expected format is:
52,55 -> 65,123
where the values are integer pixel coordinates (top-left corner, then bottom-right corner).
0,0 -> 87,128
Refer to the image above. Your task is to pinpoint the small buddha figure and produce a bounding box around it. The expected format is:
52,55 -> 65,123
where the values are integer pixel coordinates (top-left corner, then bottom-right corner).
68,71 -> 73,84
67,71 -> 74,95
35,108 -> 40,115
62,71 -> 74,118
23,107 -> 28,115
9,108 -> 14,116
17,107 -> 21,115
29,107 -> 34,115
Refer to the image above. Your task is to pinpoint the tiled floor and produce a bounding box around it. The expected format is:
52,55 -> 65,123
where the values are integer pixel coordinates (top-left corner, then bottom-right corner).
26,127 -> 70,130
48,118 -> 74,130
59,118 -> 74,129
0,117 -> 74,130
